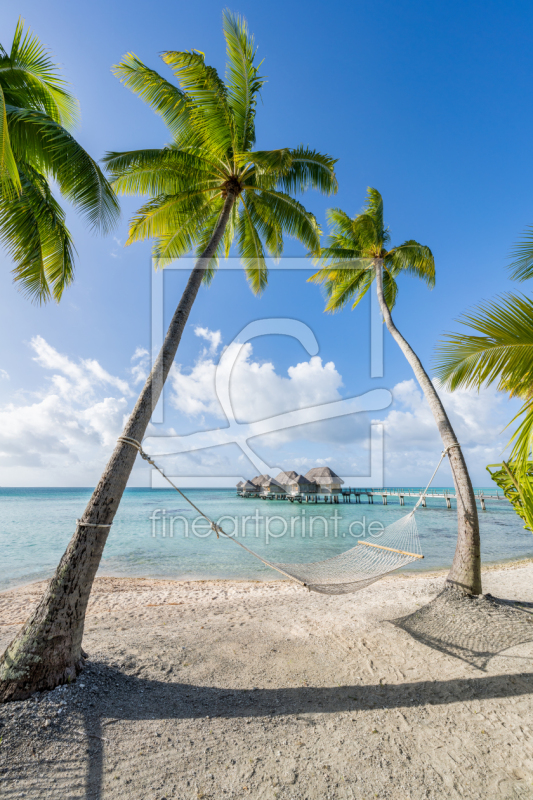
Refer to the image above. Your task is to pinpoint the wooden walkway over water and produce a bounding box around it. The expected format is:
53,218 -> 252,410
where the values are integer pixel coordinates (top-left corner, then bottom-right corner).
239,487 -> 504,510
341,487 -> 504,510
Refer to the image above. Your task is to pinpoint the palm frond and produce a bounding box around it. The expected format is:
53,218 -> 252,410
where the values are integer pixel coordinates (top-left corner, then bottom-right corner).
0,86 -> 21,193
127,188 -> 217,244
242,189 -> 283,259
487,458 -> 533,532
161,50 -> 234,157
363,187 -> 388,244
2,18 -> 78,128
0,162 -> 75,302
322,266 -> 373,312
222,9 -> 265,152
104,147 -> 221,197
247,186 -> 321,254
507,400 -> 533,481
238,197 -> 268,293
509,224 -> 533,282
275,146 -> 338,196
112,54 -> 189,140
7,106 -> 119,232
434,293 -> 533,394
386,240 -> 435,288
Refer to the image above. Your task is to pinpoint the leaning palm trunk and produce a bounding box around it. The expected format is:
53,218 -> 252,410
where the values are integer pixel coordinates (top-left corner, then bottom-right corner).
0,193 -> 236,701
375,260 -> 482,595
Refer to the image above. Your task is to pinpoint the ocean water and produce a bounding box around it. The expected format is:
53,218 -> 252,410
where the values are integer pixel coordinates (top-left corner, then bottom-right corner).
1,487 -> 532,591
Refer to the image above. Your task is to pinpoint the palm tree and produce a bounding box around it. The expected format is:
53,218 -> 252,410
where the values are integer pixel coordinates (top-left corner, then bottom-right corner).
0,19 -> 118,301
435,294 -> 533,529
0,10 -> 337,701
310,187 -> 482,596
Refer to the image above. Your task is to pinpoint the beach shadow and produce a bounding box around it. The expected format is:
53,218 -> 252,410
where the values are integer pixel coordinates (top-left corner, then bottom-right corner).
80,663 -> 533,723
23,663 -> 533,799
391,590 -> 533,670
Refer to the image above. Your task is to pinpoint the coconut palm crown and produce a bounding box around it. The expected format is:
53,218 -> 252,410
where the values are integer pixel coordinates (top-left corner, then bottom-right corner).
0,19 -> 119,302
104,9 -> 337,293
309,187 -> 434,310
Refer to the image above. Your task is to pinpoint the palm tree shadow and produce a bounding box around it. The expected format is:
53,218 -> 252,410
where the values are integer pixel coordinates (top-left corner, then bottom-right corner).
64,661 -> 533,798
391,590 -> 533,671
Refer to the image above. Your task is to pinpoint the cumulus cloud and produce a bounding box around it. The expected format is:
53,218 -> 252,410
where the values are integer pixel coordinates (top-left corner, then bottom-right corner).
167,337 -> 371,449
0,337 -> 136,485
32,335 -> 131,399
131,347 -> 150,385
195,326 -> 222,354
376,379 -> 520,485
0,369 -> 9,380
170,339 -> 344,421
0,328 -> 518,489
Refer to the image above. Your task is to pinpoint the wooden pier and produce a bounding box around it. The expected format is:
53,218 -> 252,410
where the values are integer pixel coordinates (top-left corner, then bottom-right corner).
238,487 -> 504,510
340,487 -> 504,511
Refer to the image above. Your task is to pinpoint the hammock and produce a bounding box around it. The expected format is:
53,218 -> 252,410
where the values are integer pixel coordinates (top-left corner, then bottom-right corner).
117,437 -> 458,596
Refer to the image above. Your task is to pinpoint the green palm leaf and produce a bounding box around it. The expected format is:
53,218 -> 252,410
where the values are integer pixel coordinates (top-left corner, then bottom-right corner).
2,18 -> 78,128
112,54 -> 189,141
0,163 -> 74,302
311,188 -> 431,311
109,12 -> 337,295
222,9 -> 265,152
0,86 -> 20,193
509,224 -> 533,282
434,293 -> 533,395
0,19 -> 118,301
8,106 -> 119,233
161,50 -> 234,158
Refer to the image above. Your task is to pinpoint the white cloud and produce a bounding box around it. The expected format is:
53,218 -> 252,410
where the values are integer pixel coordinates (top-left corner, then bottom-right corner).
0,369 -> 9,380
131,347 -> 150,385
0,338 -> 139,485
110,236 -> 123,259
171,337 -> 344,421
194,326 -> 222,354
376,379 -> 520,485
0,329 -> 519,489
31,336 -> 131,399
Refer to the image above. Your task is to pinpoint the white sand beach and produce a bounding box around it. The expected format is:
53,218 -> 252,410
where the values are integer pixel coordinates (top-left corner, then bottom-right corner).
1,562 -> 532,799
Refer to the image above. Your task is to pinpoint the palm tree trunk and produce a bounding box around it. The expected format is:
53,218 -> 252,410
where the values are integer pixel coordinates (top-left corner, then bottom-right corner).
0,192 -> 237,702
374,259 -> 482,596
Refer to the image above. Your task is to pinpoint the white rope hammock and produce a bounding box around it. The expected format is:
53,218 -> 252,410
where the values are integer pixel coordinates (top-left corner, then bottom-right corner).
105,437 -> 460,596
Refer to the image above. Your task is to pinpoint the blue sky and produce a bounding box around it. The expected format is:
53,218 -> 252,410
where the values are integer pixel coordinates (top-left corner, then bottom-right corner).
0,0 -> 530,487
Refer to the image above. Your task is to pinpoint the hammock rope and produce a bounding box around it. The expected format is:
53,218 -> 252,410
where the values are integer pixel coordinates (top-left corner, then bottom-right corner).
116,436 -> 460,595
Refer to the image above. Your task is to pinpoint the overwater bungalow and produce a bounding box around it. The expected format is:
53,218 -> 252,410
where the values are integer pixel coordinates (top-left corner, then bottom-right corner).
250,474 -> 271,487
289,474 -> 318,495
275,471 -> 300,493
240,479 -> 259,495
304,467 -> 344,495
275,471 -> 317,496
260,477 -> 286,496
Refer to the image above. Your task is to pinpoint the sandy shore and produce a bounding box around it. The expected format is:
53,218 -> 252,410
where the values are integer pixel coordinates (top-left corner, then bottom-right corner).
1,562 -> 533,799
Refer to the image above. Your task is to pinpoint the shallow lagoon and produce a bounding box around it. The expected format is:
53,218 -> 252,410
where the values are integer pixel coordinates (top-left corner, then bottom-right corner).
1,487 -> 532,590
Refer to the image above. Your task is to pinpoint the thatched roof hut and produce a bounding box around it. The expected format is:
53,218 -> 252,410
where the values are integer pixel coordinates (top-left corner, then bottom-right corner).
261,477 -> 286,494
236,480 -> 244,489
275,470 -> 299,484
290,474 -> 317,492
241,480 -> 258,493
251,474 -> 271,486
304,467 -> 344,493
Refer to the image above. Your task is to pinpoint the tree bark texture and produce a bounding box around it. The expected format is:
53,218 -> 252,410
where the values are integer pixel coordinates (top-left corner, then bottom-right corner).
374,259 -> 482,596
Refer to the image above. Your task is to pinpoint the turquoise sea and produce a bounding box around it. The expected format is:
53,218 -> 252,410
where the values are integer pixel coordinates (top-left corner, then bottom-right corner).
1,487 -> 532,591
